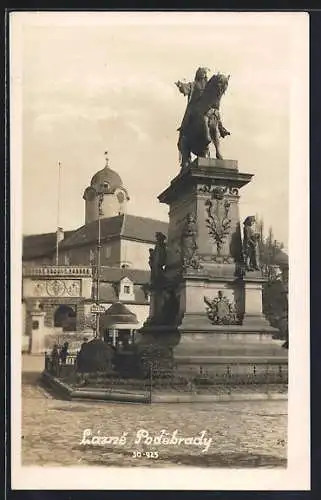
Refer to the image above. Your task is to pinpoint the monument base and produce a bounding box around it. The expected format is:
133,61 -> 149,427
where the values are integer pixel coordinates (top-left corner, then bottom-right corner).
137,155 -> 288,383
137,322 -> 288,378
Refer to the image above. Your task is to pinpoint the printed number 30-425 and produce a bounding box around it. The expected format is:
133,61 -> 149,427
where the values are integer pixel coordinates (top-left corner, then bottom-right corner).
132,451 -> 159,458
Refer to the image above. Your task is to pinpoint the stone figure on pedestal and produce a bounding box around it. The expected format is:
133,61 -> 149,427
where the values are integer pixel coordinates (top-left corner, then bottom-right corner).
175,67 -> 230,167
148,232 -> 167,287
243,216 -> 260,271
180,213 -> 201,271
137,64 -> 287,377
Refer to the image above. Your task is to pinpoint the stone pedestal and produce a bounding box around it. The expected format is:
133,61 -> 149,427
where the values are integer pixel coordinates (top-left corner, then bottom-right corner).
138,158 -> 287,372
158,158 -> 252,280
29,310 -> 47,354
242,277 -> 272,327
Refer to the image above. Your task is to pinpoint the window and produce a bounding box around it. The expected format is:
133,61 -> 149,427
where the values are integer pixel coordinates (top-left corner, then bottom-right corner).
119,278 -> 134,301
105,246 -> 111,259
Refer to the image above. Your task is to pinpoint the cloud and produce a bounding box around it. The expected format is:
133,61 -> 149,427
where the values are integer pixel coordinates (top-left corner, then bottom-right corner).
19,19 -> 291,245
125,121 -> 149,142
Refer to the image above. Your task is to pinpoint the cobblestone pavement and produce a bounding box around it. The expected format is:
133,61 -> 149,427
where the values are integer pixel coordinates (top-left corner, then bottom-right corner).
21,356 -> 288,468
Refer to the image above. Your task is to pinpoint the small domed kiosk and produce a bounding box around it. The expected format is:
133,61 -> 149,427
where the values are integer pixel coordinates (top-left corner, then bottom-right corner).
101,302 -> 138,349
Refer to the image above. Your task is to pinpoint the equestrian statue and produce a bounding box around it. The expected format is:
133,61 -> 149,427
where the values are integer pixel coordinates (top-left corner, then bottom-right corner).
175,67 -> 230,168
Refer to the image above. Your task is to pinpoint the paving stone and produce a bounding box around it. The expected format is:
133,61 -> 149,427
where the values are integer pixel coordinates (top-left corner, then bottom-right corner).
21,367 -> 287,467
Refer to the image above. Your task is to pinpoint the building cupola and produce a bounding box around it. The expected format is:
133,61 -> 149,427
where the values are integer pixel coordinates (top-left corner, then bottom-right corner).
83,152 -> 130,224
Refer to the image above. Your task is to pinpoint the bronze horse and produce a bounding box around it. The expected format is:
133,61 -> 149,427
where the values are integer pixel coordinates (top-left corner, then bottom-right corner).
177,72 -> 230,168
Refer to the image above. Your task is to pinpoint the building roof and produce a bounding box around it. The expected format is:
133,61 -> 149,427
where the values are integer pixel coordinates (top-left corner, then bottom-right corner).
22,214 -> 168,262
60,216 -> 123,249
60,214 -> 168,250
98,281 -> 149,304
90,166 -> 123,194
122,214 -> 168,243
100,266 -> 150,284
23,231 -> 75,260
101,301 -> 138,327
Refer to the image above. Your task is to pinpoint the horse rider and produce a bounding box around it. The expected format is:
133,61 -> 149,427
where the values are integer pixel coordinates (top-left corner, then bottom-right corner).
175,67 -> 212,143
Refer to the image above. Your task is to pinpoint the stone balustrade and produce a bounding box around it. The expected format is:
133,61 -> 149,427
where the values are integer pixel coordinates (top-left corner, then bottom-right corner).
23,266 -> 93,277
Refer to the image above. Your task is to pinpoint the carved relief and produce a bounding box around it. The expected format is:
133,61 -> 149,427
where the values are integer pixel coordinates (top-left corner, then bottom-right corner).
65,281 -> 81,296
204,291 -> 239,325
205,190 -> 231,256
180,213 -> 202,272
33,282 -> 46,296
31,279 -> 81,297
200,254 -> 233,264
198,184 -> 239,197
229,187 -> 239,196
46,280 -> 66,297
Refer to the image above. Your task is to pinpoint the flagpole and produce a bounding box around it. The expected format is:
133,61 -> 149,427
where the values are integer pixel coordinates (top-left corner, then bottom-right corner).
55,161 -> 62,266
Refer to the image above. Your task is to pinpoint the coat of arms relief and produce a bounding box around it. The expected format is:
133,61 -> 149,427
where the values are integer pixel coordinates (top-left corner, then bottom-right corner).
32,279 -> 81,297
204,290 -> 239,325
199,185 -> 233,261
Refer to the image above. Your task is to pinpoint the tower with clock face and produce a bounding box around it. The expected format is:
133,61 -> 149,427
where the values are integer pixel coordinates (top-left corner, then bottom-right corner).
83,155 -> 130,223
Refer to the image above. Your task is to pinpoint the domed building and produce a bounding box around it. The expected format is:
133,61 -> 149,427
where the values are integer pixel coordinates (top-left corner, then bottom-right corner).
22,155 -> 168,352
83,155 -> 130,223
21,155 -> 289,353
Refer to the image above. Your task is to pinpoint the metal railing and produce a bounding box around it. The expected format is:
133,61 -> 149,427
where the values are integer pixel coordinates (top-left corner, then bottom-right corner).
44,352 -> 288,402
44,352 -> 78,378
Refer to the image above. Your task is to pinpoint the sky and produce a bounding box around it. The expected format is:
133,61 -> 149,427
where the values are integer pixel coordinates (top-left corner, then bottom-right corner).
11,12 -> 305,249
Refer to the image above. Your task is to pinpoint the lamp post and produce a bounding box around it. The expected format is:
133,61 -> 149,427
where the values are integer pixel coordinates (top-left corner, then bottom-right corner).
55,161 -> 62,266
93,184 -> 106,338
92,151 -> 110,339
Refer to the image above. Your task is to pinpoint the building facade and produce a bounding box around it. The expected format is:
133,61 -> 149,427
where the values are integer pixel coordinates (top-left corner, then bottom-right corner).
22,157 -> 288,352
22,159 -> 167,352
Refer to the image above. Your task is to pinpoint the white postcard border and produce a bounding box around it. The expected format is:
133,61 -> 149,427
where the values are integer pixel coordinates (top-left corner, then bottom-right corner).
10,11 -> 310,491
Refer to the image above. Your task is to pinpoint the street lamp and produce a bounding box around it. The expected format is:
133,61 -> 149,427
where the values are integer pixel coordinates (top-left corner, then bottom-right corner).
92,151 -> 110,339
94,192 -> 101,338
93,182 -> 107,338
